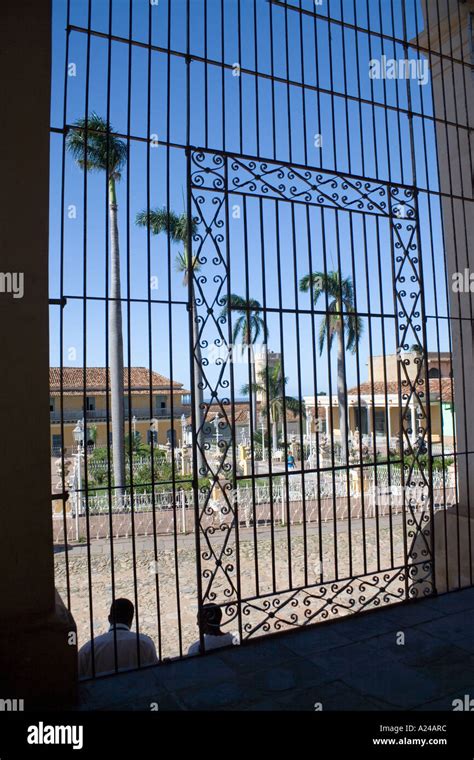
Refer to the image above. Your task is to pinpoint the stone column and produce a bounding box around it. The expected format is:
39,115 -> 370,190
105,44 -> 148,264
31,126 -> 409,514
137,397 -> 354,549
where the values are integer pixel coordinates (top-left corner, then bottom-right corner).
0,1 -> 77,706
414,0 -> 474,592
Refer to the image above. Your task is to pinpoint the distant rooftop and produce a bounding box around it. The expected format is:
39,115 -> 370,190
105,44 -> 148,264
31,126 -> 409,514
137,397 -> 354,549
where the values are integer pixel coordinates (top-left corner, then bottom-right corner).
49,367 -> 189,396
348,378 -> 454,402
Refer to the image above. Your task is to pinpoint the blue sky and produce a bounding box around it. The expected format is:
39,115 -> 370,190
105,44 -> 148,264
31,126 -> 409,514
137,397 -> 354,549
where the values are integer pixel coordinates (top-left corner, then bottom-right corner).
49,0 -> 452,398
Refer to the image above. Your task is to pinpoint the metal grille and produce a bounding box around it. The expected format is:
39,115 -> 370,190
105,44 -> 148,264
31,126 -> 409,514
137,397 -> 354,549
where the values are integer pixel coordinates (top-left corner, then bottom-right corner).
50,0 -> 473,676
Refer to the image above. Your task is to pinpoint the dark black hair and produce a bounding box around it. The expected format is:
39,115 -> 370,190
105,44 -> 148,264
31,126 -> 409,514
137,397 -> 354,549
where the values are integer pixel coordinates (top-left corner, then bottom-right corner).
109,598 -> 134,627
200,603 -> 222,629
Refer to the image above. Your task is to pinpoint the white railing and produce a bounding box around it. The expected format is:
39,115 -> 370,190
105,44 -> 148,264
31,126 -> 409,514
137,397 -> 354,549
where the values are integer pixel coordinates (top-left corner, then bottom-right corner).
67,466 -> 455,517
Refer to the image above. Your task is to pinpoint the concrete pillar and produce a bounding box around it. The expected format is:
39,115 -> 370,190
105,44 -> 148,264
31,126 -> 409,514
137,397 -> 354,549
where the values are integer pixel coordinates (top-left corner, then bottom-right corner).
0,1 -> 77,706
367,404 -> 372,436
417,0 -> 474,516
413,0 -> 474,593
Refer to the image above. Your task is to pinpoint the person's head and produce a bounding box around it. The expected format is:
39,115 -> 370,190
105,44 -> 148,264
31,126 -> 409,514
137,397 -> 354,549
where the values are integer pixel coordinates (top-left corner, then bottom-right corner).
197,603 -> 223,635
108,598 -> 134,629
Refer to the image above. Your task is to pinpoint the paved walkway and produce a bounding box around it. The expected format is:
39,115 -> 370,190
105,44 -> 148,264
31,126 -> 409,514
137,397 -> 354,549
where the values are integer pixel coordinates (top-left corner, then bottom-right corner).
77,586 -> 474,711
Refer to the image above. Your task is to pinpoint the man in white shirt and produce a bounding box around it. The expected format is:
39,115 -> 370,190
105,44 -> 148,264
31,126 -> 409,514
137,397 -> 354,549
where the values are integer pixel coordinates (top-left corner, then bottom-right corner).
78,598 -> 158,678
187,603 -> 239,656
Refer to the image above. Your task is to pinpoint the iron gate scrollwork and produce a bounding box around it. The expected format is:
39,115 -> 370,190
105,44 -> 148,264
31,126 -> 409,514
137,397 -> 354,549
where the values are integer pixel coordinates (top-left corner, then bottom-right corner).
188,147 -> 434,642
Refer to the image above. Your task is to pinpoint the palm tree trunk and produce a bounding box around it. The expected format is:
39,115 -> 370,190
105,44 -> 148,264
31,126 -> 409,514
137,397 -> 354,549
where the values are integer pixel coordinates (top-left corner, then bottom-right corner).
337,322 -> 348,464
249,343 -> 257,434
109,177 -> 126,502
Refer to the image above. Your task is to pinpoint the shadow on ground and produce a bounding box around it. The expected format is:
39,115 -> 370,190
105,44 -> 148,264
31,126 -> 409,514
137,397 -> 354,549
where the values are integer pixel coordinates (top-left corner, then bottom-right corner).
76,587 -> 474,711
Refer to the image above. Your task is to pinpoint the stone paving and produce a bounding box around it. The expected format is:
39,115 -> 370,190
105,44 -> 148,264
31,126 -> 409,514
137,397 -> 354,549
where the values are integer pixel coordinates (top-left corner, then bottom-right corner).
55,518 -> 406,660
76,586 -> 474,711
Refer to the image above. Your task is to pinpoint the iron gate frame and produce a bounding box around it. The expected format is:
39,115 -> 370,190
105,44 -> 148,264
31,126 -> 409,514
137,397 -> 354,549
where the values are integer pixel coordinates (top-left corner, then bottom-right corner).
49,0 -> 474,675
187,145 -> 435,642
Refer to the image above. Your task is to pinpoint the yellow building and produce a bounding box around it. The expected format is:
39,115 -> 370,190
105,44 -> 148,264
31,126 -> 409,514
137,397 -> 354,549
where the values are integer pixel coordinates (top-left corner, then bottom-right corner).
304,352 -> 455,452
50,367 -> 190,454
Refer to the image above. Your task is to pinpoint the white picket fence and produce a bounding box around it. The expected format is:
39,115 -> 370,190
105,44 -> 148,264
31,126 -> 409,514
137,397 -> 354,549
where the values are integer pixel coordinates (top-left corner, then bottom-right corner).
71,466 -> 455,516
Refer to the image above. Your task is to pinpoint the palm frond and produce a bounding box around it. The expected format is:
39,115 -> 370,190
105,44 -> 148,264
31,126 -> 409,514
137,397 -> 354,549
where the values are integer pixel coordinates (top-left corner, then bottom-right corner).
345,313 -> 364,353
341,275 -> 355,306
302,269 -> 362,357
135,207 -> 180,240
220,294 -> 268,345
175,251 -> 200,274
318,317 -> 327,356
284,395 -> 306,418
232,316 -> 246,345
66,112 -> 127,178
241,381 -> 265,397
300,271 -> 341,303
135,207 -> 197,241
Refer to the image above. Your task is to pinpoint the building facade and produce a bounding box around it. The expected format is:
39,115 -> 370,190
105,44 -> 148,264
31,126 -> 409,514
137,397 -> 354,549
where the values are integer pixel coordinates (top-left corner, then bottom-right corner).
304,352 -> 455,452
50,367 -> 190,454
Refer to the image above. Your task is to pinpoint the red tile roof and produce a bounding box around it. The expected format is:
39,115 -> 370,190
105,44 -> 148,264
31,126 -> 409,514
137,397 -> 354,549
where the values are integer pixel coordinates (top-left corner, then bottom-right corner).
347,378 -> 454,403
50,367 -> 189,396
185,400 -> 300,425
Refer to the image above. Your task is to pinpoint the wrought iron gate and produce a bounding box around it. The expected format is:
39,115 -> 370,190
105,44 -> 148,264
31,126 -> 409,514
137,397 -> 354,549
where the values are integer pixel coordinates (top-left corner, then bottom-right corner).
188,146 -> 434,641
50,0 -> 472,675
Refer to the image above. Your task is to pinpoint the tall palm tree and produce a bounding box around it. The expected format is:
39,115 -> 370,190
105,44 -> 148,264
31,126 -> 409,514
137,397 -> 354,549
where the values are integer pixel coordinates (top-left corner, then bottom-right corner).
135,208 -> 205,475
242,360 -> 304,453
299,271 -> 363,464
66,113 -> 127,499
220,295 -> 268,433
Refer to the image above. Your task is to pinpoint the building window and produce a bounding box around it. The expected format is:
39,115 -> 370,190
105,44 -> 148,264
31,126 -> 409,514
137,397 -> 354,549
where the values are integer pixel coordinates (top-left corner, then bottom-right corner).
147,430 -> 158,445
52,434 -> 62,453
355,407 -> 368,435
428,367 -> 440,379
155,396 -> 167,413
86,396 -> 96,411
374,409 -> 386,436
85,426 -> 96,447
50,397 -> 55,412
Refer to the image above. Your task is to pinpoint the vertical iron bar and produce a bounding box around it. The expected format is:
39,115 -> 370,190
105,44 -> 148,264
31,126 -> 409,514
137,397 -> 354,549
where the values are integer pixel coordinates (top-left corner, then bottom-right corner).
105,0 -> 119,673
186,0 -> 204,656
59,0 -> 72,610
81,0 -> 95,678
166,0 -> 184,658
